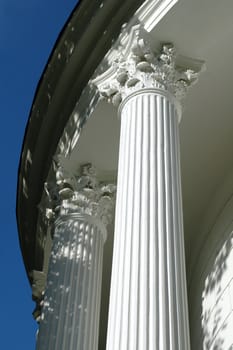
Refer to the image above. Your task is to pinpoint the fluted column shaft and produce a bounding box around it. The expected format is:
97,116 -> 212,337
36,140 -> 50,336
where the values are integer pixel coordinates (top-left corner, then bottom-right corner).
93,26 -> 202,350
36,163 -> 115,350
36,214 -> 105,350
106,89 -> 190,350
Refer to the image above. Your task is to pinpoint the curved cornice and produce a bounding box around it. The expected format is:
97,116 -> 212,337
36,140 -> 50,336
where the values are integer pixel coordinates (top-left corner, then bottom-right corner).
17,0 -> 144,282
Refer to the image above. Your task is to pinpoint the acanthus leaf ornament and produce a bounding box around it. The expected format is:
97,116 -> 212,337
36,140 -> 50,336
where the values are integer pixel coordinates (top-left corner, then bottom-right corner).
92,25 -> 205,106
44,161 -> 116,228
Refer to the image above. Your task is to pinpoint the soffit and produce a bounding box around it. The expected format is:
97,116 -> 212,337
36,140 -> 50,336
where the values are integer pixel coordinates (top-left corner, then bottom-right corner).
68,0 -> 233,267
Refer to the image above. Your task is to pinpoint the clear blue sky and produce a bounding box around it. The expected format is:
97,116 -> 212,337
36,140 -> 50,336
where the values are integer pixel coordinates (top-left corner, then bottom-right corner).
0,1 -> 78,348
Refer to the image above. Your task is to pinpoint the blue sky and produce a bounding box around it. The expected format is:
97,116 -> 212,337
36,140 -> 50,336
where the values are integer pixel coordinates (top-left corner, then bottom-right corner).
0,1 -> 78,348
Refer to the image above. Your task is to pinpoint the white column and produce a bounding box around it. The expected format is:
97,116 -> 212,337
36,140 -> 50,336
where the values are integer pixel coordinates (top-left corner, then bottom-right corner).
107,89 -> 190,349
36,164 -> 115,350
93,25 -> 203,350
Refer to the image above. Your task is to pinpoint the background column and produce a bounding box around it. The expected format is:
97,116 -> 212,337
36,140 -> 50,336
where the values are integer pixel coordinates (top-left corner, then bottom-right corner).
36,163 -> 115,350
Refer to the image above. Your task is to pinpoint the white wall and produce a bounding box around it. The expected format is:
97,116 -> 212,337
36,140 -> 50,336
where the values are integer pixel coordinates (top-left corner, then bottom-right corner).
189,167 -> 233,350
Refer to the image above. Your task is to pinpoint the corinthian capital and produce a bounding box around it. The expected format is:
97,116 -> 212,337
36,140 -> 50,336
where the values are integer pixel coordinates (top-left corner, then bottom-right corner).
93,25 -> 204,106
44,162 -> 116,228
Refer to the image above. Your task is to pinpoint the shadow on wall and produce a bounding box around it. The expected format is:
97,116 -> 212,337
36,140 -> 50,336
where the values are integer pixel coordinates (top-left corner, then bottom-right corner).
201,231 -> 233,350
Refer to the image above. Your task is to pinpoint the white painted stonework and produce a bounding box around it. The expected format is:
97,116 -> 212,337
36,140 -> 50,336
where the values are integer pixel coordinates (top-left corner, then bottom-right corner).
93,25 -> 202,349
36,164 -> 115,350
17,0 -> 233,349
136,0 -> 179,32
107,90 -> 190,349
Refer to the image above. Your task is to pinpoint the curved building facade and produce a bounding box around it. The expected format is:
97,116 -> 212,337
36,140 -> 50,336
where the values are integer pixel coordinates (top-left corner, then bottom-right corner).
17,0 -> 233,349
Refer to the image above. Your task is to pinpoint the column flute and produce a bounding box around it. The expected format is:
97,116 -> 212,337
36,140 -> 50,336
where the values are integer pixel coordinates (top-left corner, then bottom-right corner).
36,163 -> 115,350
93,25 -> 203,350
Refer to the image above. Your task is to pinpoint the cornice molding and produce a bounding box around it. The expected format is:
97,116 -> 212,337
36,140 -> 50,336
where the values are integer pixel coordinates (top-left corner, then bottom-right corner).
136,0 -> 179,32
17,0 -> 145,278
